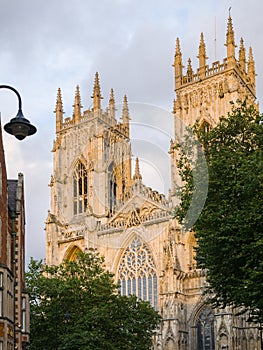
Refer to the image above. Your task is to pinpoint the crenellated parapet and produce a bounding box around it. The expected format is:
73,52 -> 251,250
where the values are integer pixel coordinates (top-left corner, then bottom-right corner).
54,73 -> 130,140
173,15 -> 256,127
174,15 -> 255,92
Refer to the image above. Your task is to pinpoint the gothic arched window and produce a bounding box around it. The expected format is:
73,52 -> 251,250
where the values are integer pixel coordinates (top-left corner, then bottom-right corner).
199,120 -> 211,134
197,307 -> 215,350
73,162 -> 88,215
118,237 -> 158,310
108,163 -> 117,214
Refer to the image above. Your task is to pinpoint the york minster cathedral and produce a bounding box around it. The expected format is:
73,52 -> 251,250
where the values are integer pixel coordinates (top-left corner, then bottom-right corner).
45,15 -> 261,349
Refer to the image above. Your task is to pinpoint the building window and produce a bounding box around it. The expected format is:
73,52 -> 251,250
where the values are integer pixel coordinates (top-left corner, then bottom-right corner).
73,162 -> 88,215
118,237 -> 158,310
109,173 -> 117,213
108,163 -> 117,214
21,297 -> 26,332
0,272 -> 3,317
197,307 -> 215,350
199,120 -> 211,134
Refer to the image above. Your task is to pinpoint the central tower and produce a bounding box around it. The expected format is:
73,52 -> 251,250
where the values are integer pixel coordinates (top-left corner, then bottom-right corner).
46,73 -> 133,264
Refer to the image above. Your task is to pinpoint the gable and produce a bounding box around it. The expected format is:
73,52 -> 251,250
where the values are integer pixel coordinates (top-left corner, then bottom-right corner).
106,193 -> 171,230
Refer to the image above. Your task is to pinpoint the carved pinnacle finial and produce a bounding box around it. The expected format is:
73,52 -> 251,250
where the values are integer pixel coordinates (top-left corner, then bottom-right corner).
73,85 -> 82,123
175,37 -> 181,55
248,47 -> 256,90
55,88 -> 63,113
186,58 -> 193,81
133,157 -> 142,181
225,12 -> 236,64
121,95 -> 130,124
174,37 -> 183,89
54,87 -> 64,133
109,88 -> 116,120
197,32 -> 208,70
91,72 -> 103,111
238,37 -> 246,72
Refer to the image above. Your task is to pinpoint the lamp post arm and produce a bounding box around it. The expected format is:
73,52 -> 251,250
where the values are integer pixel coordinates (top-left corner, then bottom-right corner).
0,85 -> 22,113
0,84 -> 37,140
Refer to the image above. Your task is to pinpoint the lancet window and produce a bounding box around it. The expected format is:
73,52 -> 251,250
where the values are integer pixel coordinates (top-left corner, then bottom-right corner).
73,162 -> 88,215
118,237 -> 158,310
197,307 -> 215,350
199,120 -> 211,134
109,163 -> 117,213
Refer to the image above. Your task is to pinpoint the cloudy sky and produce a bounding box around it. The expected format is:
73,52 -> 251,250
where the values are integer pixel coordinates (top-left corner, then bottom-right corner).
0,0 -> 262,263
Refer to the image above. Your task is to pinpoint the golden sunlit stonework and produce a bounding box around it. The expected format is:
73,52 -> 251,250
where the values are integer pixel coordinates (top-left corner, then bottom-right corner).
45,16 -> 260,349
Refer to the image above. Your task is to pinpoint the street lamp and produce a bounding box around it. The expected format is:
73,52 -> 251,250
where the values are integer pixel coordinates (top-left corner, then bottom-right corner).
0,85 -> 37,140
0,84 -> 37,350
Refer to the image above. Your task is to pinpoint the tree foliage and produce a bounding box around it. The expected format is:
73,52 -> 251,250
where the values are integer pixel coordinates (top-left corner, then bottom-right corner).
175,101 -> 263,322
26,251 -> 160,350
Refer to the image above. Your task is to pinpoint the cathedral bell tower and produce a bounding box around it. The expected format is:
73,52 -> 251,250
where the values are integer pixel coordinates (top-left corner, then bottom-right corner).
170,14 -> 257,196
46,73 -> 132,265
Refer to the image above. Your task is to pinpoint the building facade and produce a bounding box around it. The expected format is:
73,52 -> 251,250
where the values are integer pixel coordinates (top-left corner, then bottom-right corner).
45,16 -> 261,349
0,123 -> 30,349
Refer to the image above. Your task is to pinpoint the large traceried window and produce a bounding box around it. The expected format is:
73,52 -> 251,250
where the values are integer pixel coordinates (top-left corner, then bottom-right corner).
197,307 -> 215,350
118,237 -> 158,310
73,162 -> 88,215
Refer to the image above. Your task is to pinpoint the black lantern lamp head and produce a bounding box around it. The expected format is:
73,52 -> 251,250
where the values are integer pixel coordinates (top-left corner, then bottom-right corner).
4,108 -> 37,140
0,85 -> 37,140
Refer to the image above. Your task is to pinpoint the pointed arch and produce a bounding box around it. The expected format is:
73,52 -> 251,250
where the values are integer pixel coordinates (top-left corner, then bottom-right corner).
199,119 -> 211,133
108,162 -> 117,214
218,321 -> 229,349
73,160 -> 88,215
165,338 -> 176,350
186,231 -> 197,270
196,306 -> 215,350
117,236 -> 158,310
64,245 -> 83,261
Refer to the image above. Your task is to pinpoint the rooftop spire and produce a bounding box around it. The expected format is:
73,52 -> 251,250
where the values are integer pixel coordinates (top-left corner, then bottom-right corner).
121,95 -> 130,123
173,38 -> 183,89
248,46 -> 256,92
72,85 -> 82,123
197,33 -> 208,78
121,95 -> 130,138
238,37 -> 246,72
109,88 -> 116,120
54,87 -> 64,133
91,72 -> 103,111
133,157 -> 142,181
225,13 -> 236,66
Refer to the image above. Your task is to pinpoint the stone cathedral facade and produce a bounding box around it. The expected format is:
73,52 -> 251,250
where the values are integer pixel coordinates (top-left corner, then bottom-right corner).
45,16 -> 261,349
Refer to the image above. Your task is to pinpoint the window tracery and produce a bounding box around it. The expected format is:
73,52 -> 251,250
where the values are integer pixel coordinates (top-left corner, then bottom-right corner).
118,236 -> 158,309
73,162 -> 88,215
197,307 -> 215,350
199,120 -> 211,133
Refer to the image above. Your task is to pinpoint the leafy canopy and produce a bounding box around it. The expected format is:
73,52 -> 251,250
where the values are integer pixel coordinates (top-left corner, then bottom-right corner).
175,101 -> 263,322
26,251 -> 160,350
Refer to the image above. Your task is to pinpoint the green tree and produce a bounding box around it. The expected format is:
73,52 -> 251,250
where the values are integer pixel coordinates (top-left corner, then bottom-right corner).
175,101 -> 263,322
26,251 -> 160,350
